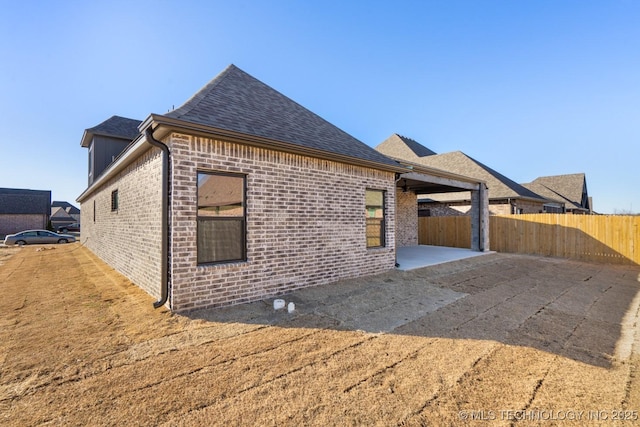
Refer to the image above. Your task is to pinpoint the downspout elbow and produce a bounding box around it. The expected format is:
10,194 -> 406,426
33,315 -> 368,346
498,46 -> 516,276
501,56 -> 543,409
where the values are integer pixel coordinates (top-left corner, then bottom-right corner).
145,127 -> 170,309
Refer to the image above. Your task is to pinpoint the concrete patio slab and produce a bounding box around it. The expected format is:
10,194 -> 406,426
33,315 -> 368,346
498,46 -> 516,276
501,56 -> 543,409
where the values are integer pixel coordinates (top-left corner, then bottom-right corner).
396,245 -> 493,271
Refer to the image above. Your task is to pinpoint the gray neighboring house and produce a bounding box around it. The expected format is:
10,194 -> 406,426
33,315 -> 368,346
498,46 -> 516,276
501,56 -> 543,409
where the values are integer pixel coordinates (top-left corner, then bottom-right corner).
0,188 -> 51,236
51,201 -> 81,229
76,64 -> 489,312
376,135 -> 556,215
522,173 -> 592,214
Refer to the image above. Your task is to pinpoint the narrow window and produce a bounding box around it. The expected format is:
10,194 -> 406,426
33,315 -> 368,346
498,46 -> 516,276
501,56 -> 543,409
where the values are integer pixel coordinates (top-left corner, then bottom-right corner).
88,144 -> 94,185
365,189 -> 386,248
197,171 -> 246,264
111,190 -> 118,211
93,200 -> 96,222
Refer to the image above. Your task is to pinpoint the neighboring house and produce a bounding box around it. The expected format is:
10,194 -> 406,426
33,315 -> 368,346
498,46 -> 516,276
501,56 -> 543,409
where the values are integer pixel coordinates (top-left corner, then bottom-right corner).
522,173 -> 592,214
50,201 -> 81,229
0,188 -> 51,236
376,136 -> 556,215
376,134 -> 437,161
77,64 -> 489,312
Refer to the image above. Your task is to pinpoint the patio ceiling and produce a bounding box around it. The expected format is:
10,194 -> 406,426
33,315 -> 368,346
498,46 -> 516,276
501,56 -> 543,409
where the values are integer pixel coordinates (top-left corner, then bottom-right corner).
398,170 -> 482,195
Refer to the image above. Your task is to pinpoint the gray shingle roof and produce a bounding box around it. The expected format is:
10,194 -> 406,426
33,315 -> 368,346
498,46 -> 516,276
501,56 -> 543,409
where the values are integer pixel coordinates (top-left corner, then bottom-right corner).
409,151 -> 547,201
81,116 -> 142,147
376,133 -> 437,160
164,64 -> 399,168
522,173 -> 588,210
0,188 -> 51,215
51,201 -> 80,215
88,115 -> 142,139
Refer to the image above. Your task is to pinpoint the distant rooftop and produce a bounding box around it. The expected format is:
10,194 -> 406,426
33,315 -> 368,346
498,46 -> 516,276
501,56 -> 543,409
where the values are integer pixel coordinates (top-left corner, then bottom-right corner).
376,133 -> 437,160
0,188 -> 51,215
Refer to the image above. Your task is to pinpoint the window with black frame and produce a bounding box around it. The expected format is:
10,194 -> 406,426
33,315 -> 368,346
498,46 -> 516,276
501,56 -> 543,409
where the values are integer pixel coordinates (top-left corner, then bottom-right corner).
365,189 -> 385,248
111,189 -> 118,211
197,171 -> 246,264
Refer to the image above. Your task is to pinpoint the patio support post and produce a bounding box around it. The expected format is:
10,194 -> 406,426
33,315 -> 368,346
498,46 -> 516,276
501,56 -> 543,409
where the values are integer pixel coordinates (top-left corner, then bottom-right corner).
470,184 -> 490,252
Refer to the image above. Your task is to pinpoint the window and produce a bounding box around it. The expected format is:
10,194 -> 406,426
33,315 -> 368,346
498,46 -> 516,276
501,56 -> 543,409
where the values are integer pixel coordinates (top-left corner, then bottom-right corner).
88,144 -> 94,184
365,189 -> 385,248
111,190 -> 118,211
197,171 -> 246,264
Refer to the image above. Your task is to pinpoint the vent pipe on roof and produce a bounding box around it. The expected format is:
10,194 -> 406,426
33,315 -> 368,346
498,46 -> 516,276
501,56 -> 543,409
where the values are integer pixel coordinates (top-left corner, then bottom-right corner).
145,127 -> 170,309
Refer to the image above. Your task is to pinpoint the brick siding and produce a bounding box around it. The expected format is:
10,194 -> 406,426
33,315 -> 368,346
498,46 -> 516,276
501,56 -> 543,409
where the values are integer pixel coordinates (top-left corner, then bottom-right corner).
395,189 -> 418,247
420,199 -> 546,216
80,149 -> 164,299
0,214 -> 48,236
169,133 -> 397,311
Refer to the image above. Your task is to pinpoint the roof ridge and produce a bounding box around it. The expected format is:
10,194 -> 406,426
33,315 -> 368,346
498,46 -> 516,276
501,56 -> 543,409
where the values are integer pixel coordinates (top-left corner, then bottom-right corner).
161,65 -> 400,168
168,64 -> 238,119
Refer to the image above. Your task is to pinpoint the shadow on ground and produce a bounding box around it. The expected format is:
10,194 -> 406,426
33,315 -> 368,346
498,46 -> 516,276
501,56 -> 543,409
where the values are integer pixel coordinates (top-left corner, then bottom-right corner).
189,253 -> 640,369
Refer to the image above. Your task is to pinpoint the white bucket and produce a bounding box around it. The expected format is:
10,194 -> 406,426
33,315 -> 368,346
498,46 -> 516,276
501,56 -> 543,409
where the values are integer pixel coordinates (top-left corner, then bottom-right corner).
288,302 -> 295,313
273,299 -> 286,310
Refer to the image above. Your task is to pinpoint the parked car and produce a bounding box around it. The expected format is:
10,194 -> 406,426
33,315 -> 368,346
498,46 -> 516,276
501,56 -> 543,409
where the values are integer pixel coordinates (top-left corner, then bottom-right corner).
3,230 -> 77,246
57,223 -> 80,233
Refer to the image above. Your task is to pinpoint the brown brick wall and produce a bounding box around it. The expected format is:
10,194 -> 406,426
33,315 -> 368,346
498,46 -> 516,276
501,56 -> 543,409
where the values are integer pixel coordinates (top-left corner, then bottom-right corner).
80,148 -> 164,299
420,199 -> 546,216
0,214 -> 48,236
168,133 -> 397,311
395,189 -> 418,247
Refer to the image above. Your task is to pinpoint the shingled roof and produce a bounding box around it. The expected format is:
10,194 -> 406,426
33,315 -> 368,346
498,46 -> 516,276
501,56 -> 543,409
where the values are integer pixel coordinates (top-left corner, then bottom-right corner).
163,64 -> 399,168
375,133 -> 437,160
408,151 -> 547,201
80,115 -> 142,147
522,173 -> 589,211
51,201 -> 80,215
0,188 -> 51,215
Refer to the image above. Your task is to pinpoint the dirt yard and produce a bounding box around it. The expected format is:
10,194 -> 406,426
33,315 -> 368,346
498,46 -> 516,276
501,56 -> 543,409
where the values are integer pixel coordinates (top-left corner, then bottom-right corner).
1,244 -> 640,426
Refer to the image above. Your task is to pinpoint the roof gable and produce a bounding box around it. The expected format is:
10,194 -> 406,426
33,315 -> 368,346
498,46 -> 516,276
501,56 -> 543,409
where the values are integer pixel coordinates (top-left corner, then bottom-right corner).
51,201 -> 80,215
413,151 -> 546,201
163,64 -> 399,168
524,173 -> 588,209
375,134 -> 437,160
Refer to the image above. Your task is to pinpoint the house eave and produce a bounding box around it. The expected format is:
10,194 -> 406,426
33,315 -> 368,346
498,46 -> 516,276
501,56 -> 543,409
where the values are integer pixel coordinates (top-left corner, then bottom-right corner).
76,133 -> 150,203
143,114 -> 408,174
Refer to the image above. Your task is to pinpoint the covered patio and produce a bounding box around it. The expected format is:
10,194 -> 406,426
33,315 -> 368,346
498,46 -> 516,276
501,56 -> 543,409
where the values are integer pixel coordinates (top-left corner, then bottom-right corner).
393,160 -> 490,253
395,245 -> 494,271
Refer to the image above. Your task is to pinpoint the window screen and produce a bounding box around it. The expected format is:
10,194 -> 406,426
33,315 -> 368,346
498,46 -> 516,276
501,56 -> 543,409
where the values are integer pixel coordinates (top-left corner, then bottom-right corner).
197,171 -> 246,264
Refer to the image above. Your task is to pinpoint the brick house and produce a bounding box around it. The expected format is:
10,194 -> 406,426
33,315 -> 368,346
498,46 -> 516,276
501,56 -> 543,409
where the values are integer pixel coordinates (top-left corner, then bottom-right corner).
376,134 -> 558,215
0,188 -> 51,236
522,173 -> 592,214
77,65 -> 489,311
50,201 -> 81,230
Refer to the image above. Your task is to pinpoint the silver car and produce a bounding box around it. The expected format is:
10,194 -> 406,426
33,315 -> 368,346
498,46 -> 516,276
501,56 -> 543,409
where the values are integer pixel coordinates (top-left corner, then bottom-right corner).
3,230 -> 77,246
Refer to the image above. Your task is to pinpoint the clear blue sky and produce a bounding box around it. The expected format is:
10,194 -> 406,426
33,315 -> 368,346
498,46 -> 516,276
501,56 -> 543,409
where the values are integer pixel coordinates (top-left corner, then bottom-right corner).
1,0 -> 638,214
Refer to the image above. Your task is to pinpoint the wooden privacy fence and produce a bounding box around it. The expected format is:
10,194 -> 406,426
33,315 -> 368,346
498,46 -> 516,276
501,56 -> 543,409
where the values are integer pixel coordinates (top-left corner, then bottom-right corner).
418,214 -> 640,265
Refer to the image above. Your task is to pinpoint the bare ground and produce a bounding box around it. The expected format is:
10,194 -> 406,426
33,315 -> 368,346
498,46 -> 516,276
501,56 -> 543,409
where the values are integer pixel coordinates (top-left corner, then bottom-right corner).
1,244 -> 640,426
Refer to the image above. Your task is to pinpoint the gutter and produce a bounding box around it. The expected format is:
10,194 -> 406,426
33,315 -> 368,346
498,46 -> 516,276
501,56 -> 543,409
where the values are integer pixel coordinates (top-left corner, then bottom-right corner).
143,114 -> 408,174
145,127 -> 170,309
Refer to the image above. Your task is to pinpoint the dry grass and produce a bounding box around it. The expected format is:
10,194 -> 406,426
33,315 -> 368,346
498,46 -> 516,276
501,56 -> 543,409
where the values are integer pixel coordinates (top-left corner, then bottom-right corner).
1,244 -> 640,426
